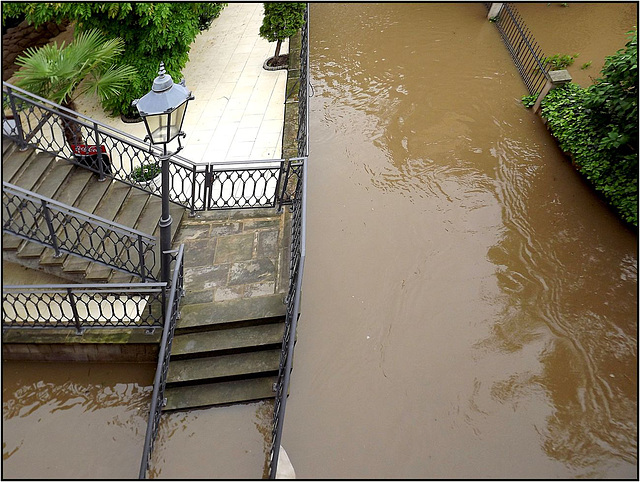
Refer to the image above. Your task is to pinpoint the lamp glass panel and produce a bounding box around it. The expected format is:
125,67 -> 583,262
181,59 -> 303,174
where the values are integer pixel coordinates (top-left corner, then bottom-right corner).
145,113 -> 171,144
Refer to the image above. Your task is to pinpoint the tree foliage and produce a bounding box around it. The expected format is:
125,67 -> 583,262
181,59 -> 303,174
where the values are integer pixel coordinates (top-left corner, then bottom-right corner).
541,29 -> 638,227
14,29 -> 136,108
259,2 -> 305,57
3,2 -> 227,117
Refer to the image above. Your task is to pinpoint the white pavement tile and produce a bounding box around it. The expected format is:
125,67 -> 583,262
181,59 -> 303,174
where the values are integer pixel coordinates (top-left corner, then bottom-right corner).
68,3 -> 287,164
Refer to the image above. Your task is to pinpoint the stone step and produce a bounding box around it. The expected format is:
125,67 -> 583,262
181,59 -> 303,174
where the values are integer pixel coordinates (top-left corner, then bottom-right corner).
84,188 -> 152,281
171,322 -> 284,358
176,293 -> 286,332
163,376 -> 277,411
2,151 -> 58,250
2,145 -> 35,182
167,349 -> 281,385
62,182 -> 132,274
39,174 -> 111,266
2,137 -> 17,156
16,160 -> 75,258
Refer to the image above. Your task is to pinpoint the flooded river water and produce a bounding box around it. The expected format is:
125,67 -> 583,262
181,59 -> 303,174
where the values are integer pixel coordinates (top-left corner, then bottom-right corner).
280,3 -> 637,479
2,3 -> 637,479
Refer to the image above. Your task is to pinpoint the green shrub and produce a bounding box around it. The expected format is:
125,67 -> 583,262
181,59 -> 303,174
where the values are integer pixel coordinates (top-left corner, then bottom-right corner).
259,2 -> 305,58
541,84 -> 637,226
130,162 -> 161,182
543,53 -> 579,69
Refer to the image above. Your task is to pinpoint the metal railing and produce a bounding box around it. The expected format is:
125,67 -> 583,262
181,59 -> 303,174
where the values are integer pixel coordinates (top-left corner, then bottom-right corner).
2,282 -> 166,332
3,83 -> 301,215
3,182 -> 158,281
139,244 -> 185,479
268,5 -> 309,478
488,3 -> 550,96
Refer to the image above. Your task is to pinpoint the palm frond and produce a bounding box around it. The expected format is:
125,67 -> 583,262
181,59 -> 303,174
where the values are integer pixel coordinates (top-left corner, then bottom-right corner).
11,28 -> 134,107
82,64 -> 138,102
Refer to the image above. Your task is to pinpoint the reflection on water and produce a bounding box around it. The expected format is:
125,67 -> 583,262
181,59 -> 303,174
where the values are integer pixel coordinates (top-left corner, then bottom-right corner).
281,3 -> 637,479
2,361 -> 153,479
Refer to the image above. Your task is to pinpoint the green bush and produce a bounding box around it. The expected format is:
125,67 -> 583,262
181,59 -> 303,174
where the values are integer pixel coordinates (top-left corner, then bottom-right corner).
540,28 -> 638,227
543,53 -> 579,69
3,3 -> 227,117
259,2 -> 305,58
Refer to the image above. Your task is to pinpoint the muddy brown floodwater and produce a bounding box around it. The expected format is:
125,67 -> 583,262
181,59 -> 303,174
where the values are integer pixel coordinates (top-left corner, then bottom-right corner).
2,3 -> 637,480
2,361 -> 153,479
281,3 -> 637,479
516,2 -> 637,88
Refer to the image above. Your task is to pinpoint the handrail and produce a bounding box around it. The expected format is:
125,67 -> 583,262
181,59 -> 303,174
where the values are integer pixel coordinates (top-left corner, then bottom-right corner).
139,244 -> 185,479
268,4 -> 309,478
2,282 -> 167,331
3,83 -> 300,214
3,181 -> 158,281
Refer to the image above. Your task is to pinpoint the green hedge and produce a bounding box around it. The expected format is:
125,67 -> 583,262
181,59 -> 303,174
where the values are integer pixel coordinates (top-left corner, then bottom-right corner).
540,30 -> 638,227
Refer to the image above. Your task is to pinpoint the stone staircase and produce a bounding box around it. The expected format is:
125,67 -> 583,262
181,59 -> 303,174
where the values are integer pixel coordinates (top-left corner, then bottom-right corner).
2,138 -> 185,283
164,294 -> 286,410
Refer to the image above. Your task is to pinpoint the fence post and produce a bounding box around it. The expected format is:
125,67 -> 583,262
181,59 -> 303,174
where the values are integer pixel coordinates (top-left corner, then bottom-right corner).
487,3 -> 503,20
41,200 -> 62,258
6,87 -> 27,150
67,288 -> 84,335
533,69 -> 572,114
93,122 -> 106,182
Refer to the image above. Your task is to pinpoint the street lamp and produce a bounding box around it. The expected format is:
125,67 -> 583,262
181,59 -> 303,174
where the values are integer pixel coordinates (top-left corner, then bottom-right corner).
133,62 -> 194,283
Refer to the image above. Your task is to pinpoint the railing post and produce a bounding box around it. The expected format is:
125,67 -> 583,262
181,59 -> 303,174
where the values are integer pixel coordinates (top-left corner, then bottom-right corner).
189,168 -> 198,217
41,200 -> 62,258
67,288 -> 84,335
137,234 -> 147,282
533,69 -> 572,114
93,122 -> 106,182
6,87 -> 27,150
487,2 -> 503,20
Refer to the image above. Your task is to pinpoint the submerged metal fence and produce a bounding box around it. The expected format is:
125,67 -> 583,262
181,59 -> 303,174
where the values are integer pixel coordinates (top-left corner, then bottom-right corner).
488,3 -> 551,95
3,182 -> 158,281
2,282 -> 166,332
139,244 -> 185,478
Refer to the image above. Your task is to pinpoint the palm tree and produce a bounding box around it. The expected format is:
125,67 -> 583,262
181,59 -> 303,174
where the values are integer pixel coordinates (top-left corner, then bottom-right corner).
13,28 -> 137,145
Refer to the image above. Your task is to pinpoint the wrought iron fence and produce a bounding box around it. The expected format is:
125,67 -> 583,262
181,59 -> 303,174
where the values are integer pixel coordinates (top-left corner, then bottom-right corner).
297,5 -> 310,159
139,244 -> 185,479
3,182 -> 158,281
268,5 -> 309,478
488,3 -> 551,96
2,282 -> 166,332
268,157 -> 306,479
3,83 -> 300,215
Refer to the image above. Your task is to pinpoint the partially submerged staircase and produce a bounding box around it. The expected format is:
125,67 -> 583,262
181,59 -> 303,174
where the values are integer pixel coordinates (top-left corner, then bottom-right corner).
164,293 -> 286,410
2,139 -> 185,282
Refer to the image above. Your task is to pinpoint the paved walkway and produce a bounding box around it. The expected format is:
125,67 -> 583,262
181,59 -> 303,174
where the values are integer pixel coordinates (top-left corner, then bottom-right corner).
73,3 -> 288,164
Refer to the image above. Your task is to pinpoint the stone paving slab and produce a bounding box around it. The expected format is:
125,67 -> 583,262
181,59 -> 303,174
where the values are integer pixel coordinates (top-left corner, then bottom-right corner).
176,208 -> 289,313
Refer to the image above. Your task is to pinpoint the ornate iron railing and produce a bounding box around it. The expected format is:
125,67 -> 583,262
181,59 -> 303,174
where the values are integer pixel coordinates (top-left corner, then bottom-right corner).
139,244 -> 185,479
268,5 -> 309,478
2,282 -> 166,332
3,83 -> 299,215
3,182 -> 158,281
487,3 -> 551,96
268,157 -> 306,479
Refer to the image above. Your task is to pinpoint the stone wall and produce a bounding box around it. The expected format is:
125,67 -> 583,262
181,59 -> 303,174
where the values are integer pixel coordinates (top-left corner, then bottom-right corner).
2,19 -> 70,81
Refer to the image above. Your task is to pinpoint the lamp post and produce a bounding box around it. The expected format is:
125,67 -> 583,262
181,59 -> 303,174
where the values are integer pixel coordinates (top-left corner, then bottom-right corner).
133,62 -> 193,283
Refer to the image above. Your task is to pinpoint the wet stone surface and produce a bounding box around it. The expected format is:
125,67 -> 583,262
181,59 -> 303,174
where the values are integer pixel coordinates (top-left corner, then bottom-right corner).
175,209 -> 289,306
